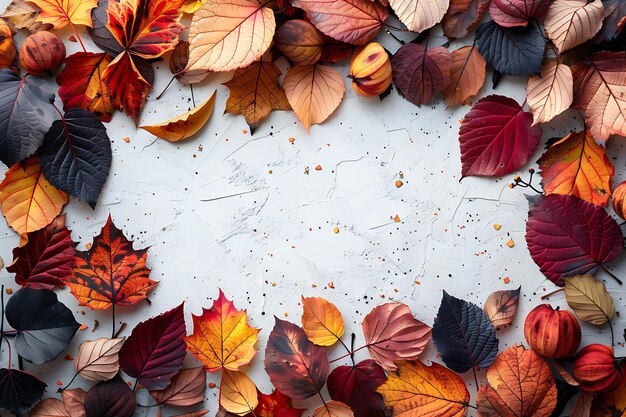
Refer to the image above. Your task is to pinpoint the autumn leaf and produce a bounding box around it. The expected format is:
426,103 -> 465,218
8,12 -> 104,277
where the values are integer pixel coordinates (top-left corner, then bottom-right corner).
61,388 -> 86,417
68,214 -> 157,310
2,0 -> 52,32
591,375 -> 626,416
185,290 -> 259,372
247,390 -> 304,417
476,344 -> 557,417
84,376 -> 135,417
29,0 -> 98,29
361,302 -> 431,371
291,0 -> 388,45
312,401 -> 354,417
264,317 -> 329,400
301,296 -> 344,346
0,158 -> 67,235
283,64 -> 345,131
187,0 -> 275,72
572,51 -> 626,141
102,52 -> 152,122
389,0 -> 449,33
444,45 -> 486,107
75,338 -> 124,381
169,41 -> 209,85
224,60 -> 291,134
327,359 -> 386,417
564,275 -> 615,326
276,20 -> 324,65
57,52 -> 114,122
441,0 -> 489,39
544,0 -> 605,54
489,0 -> 549,27
30,398 -> 70,417
0,20 -> 16,69
182,0 -> 207,14
596,0 -> 626,42
526,60 -> 573,125
483,286 -> 521,329
220,370 -> 259,416
0,368 -> 46,416
377,360 -> 471,417
570,392 -> 592,417
7,214 -> 76,289
149,367 -> 206,406
537,130 -> 614,206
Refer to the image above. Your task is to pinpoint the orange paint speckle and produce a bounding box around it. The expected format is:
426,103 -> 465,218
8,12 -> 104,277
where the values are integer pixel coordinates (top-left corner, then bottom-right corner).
328,282 -> 335,289
5,288 -> 12,295
79,324 -> 88,331
503,277 -> 511,284
395,180 -> 403,188
123,137 -> 130,143
242,129 -> 248,134
393,215 -> 401,222
209,382 -> 217,388
493,223 -> 501,230
289,137 -> 295,143
315,165 -> 322,171
506,239 -> 515,248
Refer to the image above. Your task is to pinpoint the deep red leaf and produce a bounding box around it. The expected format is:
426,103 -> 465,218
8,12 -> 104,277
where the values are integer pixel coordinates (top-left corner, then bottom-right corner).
84,376 -> 135,417
327,359 -> 386,417
7,214 -> 76,289
489,0 -> 550,27
119,303 -> 186,390
392,43 -> 451,106
245,390 -> 305,417
526,194 -> 623,286
459,94 -> 542,178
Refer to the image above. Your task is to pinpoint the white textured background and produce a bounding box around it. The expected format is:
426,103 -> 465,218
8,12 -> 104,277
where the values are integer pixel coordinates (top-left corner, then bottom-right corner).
0,9 -> 625,416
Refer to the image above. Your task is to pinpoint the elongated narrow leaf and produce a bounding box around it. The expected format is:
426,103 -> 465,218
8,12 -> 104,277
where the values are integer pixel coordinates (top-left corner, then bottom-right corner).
301,296 -> 344,346
220,370 -> 258,416
433,291 -> 498,373
0,368 -> 46,416
119,303 -> 186,390
6,287 -> 80,364
445,45 -> 486,107
389,0 -> 449,33
526,60 -> 573,125
327,360 -> 386,417
84,376 -> 135,417
75,338 -> 124,381
544,0 -> 604,54
564,275 -> 615,326
149,367 -> 206,406
483,287 -> 520,329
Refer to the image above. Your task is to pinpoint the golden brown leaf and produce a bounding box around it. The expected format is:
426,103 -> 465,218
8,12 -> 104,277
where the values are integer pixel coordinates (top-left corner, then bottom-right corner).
169,41 -> 209,84
476,344 -> 557,417
223,60 -> 291,134
483,286 -> 521,328
544,0 -> 605,53
301,296 -> 344,346
187,0 -> 275,72
564,275 -> 615,326
149,367 -> 206,407
591,375 -> 626,416
526,60 -> 573,125
28,0 -> 99,29
30,398 -> 70,417
276,19 -> 323,65
220,370 -> 259,416
444,44 -> 486,107
312,401 -> 354,417
61,388 -> 86,417
389,0 -> 450,33
283,64 -> 345,131
537,130 -> 614,206
75,338 -> 124,381
377,360 -> 470,417
2,0 -> 52,32
0,158 -> 67,235
140,91 -> 216,142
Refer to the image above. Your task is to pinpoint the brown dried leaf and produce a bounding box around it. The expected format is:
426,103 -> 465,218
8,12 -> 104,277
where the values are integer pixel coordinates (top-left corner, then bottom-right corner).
149,367 -> 206,406
526,60 -> 573,125
30,398 -> 70,417
61,388 -> 86,417
442,0 -> 490,39
2,0 -> 52,32
444,44 -> 486,107
483,286 -> 521,328
75,338 -> 124,381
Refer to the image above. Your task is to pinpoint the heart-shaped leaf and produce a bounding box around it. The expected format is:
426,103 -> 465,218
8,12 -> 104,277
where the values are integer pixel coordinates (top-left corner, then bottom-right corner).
119,303 -> 186,390
361,302 -> 431,371
264,317 -> 329,400
526,60 -> 573,125
483,287 -> 521,329
301,296 -> 344,347
432,291 -> 499,373
84,376 -> 135,417
544,0 -> 604,54
564,275 -> 615,326
327,359 -> 386,417
389,0 -> 449,33
149,367 -> 206,406
0,368 -> 46,416
6,287 -> 80,364
444,44 -> 486,107
526,194 -> 623,286
75,338 -> 125,381
459,95 -> 542,178
442,0 -> 490,39
489,0 -> 549,27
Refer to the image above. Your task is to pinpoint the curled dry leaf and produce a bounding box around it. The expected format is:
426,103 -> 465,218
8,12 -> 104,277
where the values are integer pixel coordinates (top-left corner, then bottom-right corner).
537,130 -> 614,207
389,0 -> 449,33
61,388 -> 86,417
291,0 -> 388,45
301,296 -> 344,346
140,92 -> 216,142
489,0 -> 549,27
377,360 -> 470,416
564,275 -> 615,326
149,367 -> 206,406
283,64 -> 345,132
476,344 -> 557,417
483,286 -> 521,329
75,338 -> 124,381
544,0 -> 605,54
361,302 -> 431,371
312,401 -> 354,417
2,0 -> 53,32
29,0 -> 98,29
526,60 -> 573,125
444,44 -> 486,108
30,398 -> 70,417
187,0 -> 275,72
169,41 -> 209,84
0,158 -> 67,235
441,0 -> 490,39
220,370 -> 259,416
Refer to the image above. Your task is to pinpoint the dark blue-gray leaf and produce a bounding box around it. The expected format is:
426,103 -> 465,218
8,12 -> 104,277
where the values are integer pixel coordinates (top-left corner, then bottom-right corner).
40,108 -> 112,209
84,375 -> 136,417
432,291 -> 499,373
0,69 -> 57,167
88,0 -> 124,57
0,368 -> 46,417
5,287 -> 80,364
475,20 -> 545,76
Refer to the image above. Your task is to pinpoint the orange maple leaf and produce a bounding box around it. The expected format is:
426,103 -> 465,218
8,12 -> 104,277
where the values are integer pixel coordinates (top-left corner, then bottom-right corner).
184,290 -> 259,372
29,0 -> 99,29
68,215 -> 157,310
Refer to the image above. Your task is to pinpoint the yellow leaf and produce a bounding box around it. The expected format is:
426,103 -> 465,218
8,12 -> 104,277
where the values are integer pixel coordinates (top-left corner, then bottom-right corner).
75,338 -> 125,381
140,91 -> 216,142
283,64 -> 345,131
564,275 -> 615,326
312,401 -> 354,417
0,158 -> 67,235
301,296 -> 344,346
220,370 -> 258,416
527,60 -> 574,125
377,360 -> 470,417
28,0 -> 99,29
184,290 -> 259,372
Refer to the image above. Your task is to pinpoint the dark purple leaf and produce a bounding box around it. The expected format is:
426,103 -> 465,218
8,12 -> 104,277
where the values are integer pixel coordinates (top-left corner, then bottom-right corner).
84,376 -> 135,417
0,368 -> 46,417
327,359 -> 386,417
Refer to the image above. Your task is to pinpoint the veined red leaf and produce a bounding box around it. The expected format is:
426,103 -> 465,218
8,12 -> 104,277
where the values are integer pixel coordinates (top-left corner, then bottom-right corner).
102,52 -> 152,122
489,0 -> 549,27
246,390 -> 305,417
327,359 -> 386,417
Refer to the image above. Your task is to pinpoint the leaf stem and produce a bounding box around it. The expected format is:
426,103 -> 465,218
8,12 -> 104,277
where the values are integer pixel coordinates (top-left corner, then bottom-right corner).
190,84 -> 196,107
600,265 -> 623,285
541,288 -> 564,300
609,320 -> 615,347
59,371 -> 79,392
471,366 -> 479,393
329,345 -> 367,364
68,20 -> 87,53
111,302 -> 116,339
156,76 -> 175,100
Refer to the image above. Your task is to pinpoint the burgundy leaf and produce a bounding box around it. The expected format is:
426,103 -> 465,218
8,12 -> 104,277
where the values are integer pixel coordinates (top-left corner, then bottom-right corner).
459,95 -> 542,178
84,376 -> 135,417
119,303 -> 186,390
489,0 -> 550,27
264,317 -> 329,400
7,214 -> 77,289
0,368 -> 46,416
442,0 -> 490,39
526,194 -> 623,286
392,43 -> 451,106
327,359 -> 386,417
